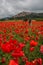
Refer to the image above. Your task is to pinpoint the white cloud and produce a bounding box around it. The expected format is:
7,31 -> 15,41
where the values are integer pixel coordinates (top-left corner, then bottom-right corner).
0,0 -> 43,18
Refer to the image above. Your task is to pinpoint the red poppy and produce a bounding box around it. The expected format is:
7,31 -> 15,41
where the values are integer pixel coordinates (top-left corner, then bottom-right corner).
32,59 -> 37,65
37,58 -> 42,65
9,60 -> 18,65
24,36 -> 30,41
30,40 -> 38,47
12,51 -> 24,58
30,47 -> 34,52
26,61 -> 33,65
40,45 -> 43,54
1,57 -> 6,63
1,42 -> 12,53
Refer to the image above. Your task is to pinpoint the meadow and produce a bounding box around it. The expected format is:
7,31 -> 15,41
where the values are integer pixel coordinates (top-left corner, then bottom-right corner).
0,20 -> 43,65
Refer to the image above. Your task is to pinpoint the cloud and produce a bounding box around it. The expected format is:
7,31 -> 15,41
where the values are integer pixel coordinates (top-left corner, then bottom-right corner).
0,0 -> 43,18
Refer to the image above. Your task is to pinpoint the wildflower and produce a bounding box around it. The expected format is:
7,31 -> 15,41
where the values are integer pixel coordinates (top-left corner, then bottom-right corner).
40,45 -> 43,54
9,60 -> 18,65
30,47 -> 34,52
30,40 -> 38,47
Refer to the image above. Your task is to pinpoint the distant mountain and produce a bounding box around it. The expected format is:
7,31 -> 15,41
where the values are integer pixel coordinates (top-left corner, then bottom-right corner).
0,11 -> 43,21
14,11 -> 31,17
13,11 -> 43,20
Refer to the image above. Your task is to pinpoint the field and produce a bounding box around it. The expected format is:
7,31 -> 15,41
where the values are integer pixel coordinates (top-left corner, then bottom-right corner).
0,20 -> 43,65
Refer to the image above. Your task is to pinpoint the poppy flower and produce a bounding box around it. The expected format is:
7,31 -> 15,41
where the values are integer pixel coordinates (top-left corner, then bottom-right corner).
1,42 -> 12,53
9,60 -> 18,65
37,58 -> 42,65
30,40 -> 38,47
32,59 -> 37,65
1,57 -> 6,63
26,61 -> 33,65
40,45 -> 43,54
30,47 -> 34,52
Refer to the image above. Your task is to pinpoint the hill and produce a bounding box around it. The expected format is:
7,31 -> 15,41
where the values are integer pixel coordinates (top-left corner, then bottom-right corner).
0,11 -> 43,21
13,11 -> 43,20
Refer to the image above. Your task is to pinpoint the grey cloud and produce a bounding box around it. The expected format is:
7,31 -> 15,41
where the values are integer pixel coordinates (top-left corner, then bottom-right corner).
0,0 -> 43,18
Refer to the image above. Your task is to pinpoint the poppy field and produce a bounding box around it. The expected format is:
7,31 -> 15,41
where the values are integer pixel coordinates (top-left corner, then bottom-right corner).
0,20 -> 43,65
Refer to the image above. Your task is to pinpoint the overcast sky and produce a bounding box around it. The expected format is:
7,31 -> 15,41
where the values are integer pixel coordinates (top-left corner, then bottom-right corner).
0,0 -> 43,18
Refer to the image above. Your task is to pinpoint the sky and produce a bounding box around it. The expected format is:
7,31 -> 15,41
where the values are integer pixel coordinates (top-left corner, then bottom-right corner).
0,0 -> 43,18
